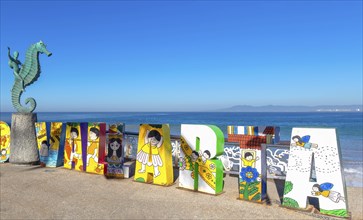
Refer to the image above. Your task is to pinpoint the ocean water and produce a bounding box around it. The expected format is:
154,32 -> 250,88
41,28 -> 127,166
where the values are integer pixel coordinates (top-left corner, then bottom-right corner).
1,112 -> 362,187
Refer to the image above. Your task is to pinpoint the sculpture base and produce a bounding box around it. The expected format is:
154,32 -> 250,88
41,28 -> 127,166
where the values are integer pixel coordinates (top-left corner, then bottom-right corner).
9,113 -> 39,164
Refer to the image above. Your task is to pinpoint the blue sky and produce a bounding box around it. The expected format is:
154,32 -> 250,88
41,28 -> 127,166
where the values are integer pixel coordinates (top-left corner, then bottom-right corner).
1,1 -> 362,112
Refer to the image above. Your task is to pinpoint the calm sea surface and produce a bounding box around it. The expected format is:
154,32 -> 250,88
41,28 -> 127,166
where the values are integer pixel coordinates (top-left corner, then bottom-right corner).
1,112 -> 362,186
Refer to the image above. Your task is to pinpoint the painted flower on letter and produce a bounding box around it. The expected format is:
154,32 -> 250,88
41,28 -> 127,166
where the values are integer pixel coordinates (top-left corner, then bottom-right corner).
240,166 -> 259,183
179,157 -> 186,170
209,163 -> 216,170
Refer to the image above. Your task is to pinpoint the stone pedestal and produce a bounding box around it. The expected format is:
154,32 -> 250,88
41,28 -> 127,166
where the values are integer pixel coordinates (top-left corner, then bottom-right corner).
9,113 -> 39,164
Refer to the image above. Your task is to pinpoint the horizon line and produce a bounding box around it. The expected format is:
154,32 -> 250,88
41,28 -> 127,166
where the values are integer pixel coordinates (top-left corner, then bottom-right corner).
1,104 -> 362,114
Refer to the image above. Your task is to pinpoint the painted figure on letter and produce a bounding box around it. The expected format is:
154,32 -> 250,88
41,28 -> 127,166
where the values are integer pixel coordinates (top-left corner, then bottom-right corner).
291,135 -> 318,149
136,130 -> 163,178
200,150 -> 211,164
242,152 -> 259,168
107,137 -> 122,163
68,127 -> 80,166
39,140 -> 49,165
1,149 -> 8,161
87,127 -> 100,166
191,150 -> 199,162
312,183 -> 345,203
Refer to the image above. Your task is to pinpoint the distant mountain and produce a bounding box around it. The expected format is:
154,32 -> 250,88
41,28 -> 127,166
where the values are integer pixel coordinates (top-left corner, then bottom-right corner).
218,105 -> 363,112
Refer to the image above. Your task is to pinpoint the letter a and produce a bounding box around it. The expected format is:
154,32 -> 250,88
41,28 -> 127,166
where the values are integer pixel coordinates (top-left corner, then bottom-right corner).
283,128 -> 349,218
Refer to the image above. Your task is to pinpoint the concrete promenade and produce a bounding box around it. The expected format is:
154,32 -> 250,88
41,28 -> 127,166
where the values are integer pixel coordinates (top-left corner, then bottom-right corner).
1,164 -> 362,219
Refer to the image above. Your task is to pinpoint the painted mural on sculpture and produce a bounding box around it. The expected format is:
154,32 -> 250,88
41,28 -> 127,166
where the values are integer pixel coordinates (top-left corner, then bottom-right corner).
228,126 -> 270,202
35,122 -> 48,165
282,128 -> 348,218
86,123 -> 106,175
35,122 -> 65,167
227,126 -> 280,144
0,121 -> 11,163
265,144 -> 290,179
49,122 -> 65,167
134,124 -> 173,186
105,123 -> 125,178
64,123 -> 87,171
179,124 -> 225,194
239,148 -> 266,201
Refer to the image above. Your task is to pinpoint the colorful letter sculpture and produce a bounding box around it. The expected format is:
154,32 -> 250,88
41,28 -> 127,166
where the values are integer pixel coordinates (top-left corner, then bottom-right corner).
179,124 -> 225,194
35,122 -> 65,167
228,126 -> 270,202
49,122 -> 66,167
227,126 -> 280,144
0,121 -> 11,163
64,123 -> 88,171
282,128 -> 349,218
264,144 -> 290,179
105,123 -> 125,178
134,124 -> 173,186
35,122 -> 48,165
86,123 -> 107,175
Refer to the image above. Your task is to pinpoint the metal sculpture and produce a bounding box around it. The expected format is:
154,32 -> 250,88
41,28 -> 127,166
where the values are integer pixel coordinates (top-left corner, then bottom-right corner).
8,41 -> 52,113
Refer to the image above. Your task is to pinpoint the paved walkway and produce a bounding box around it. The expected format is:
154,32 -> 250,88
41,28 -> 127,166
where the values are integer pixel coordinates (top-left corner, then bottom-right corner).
0,164 -> 361,219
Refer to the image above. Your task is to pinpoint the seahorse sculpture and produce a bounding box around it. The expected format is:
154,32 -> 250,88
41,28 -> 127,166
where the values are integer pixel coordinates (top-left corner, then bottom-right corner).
8,41 -> 52,113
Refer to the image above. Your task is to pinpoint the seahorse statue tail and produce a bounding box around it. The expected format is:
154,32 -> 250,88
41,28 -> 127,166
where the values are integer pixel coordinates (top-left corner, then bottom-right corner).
11,81 -> 37,113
